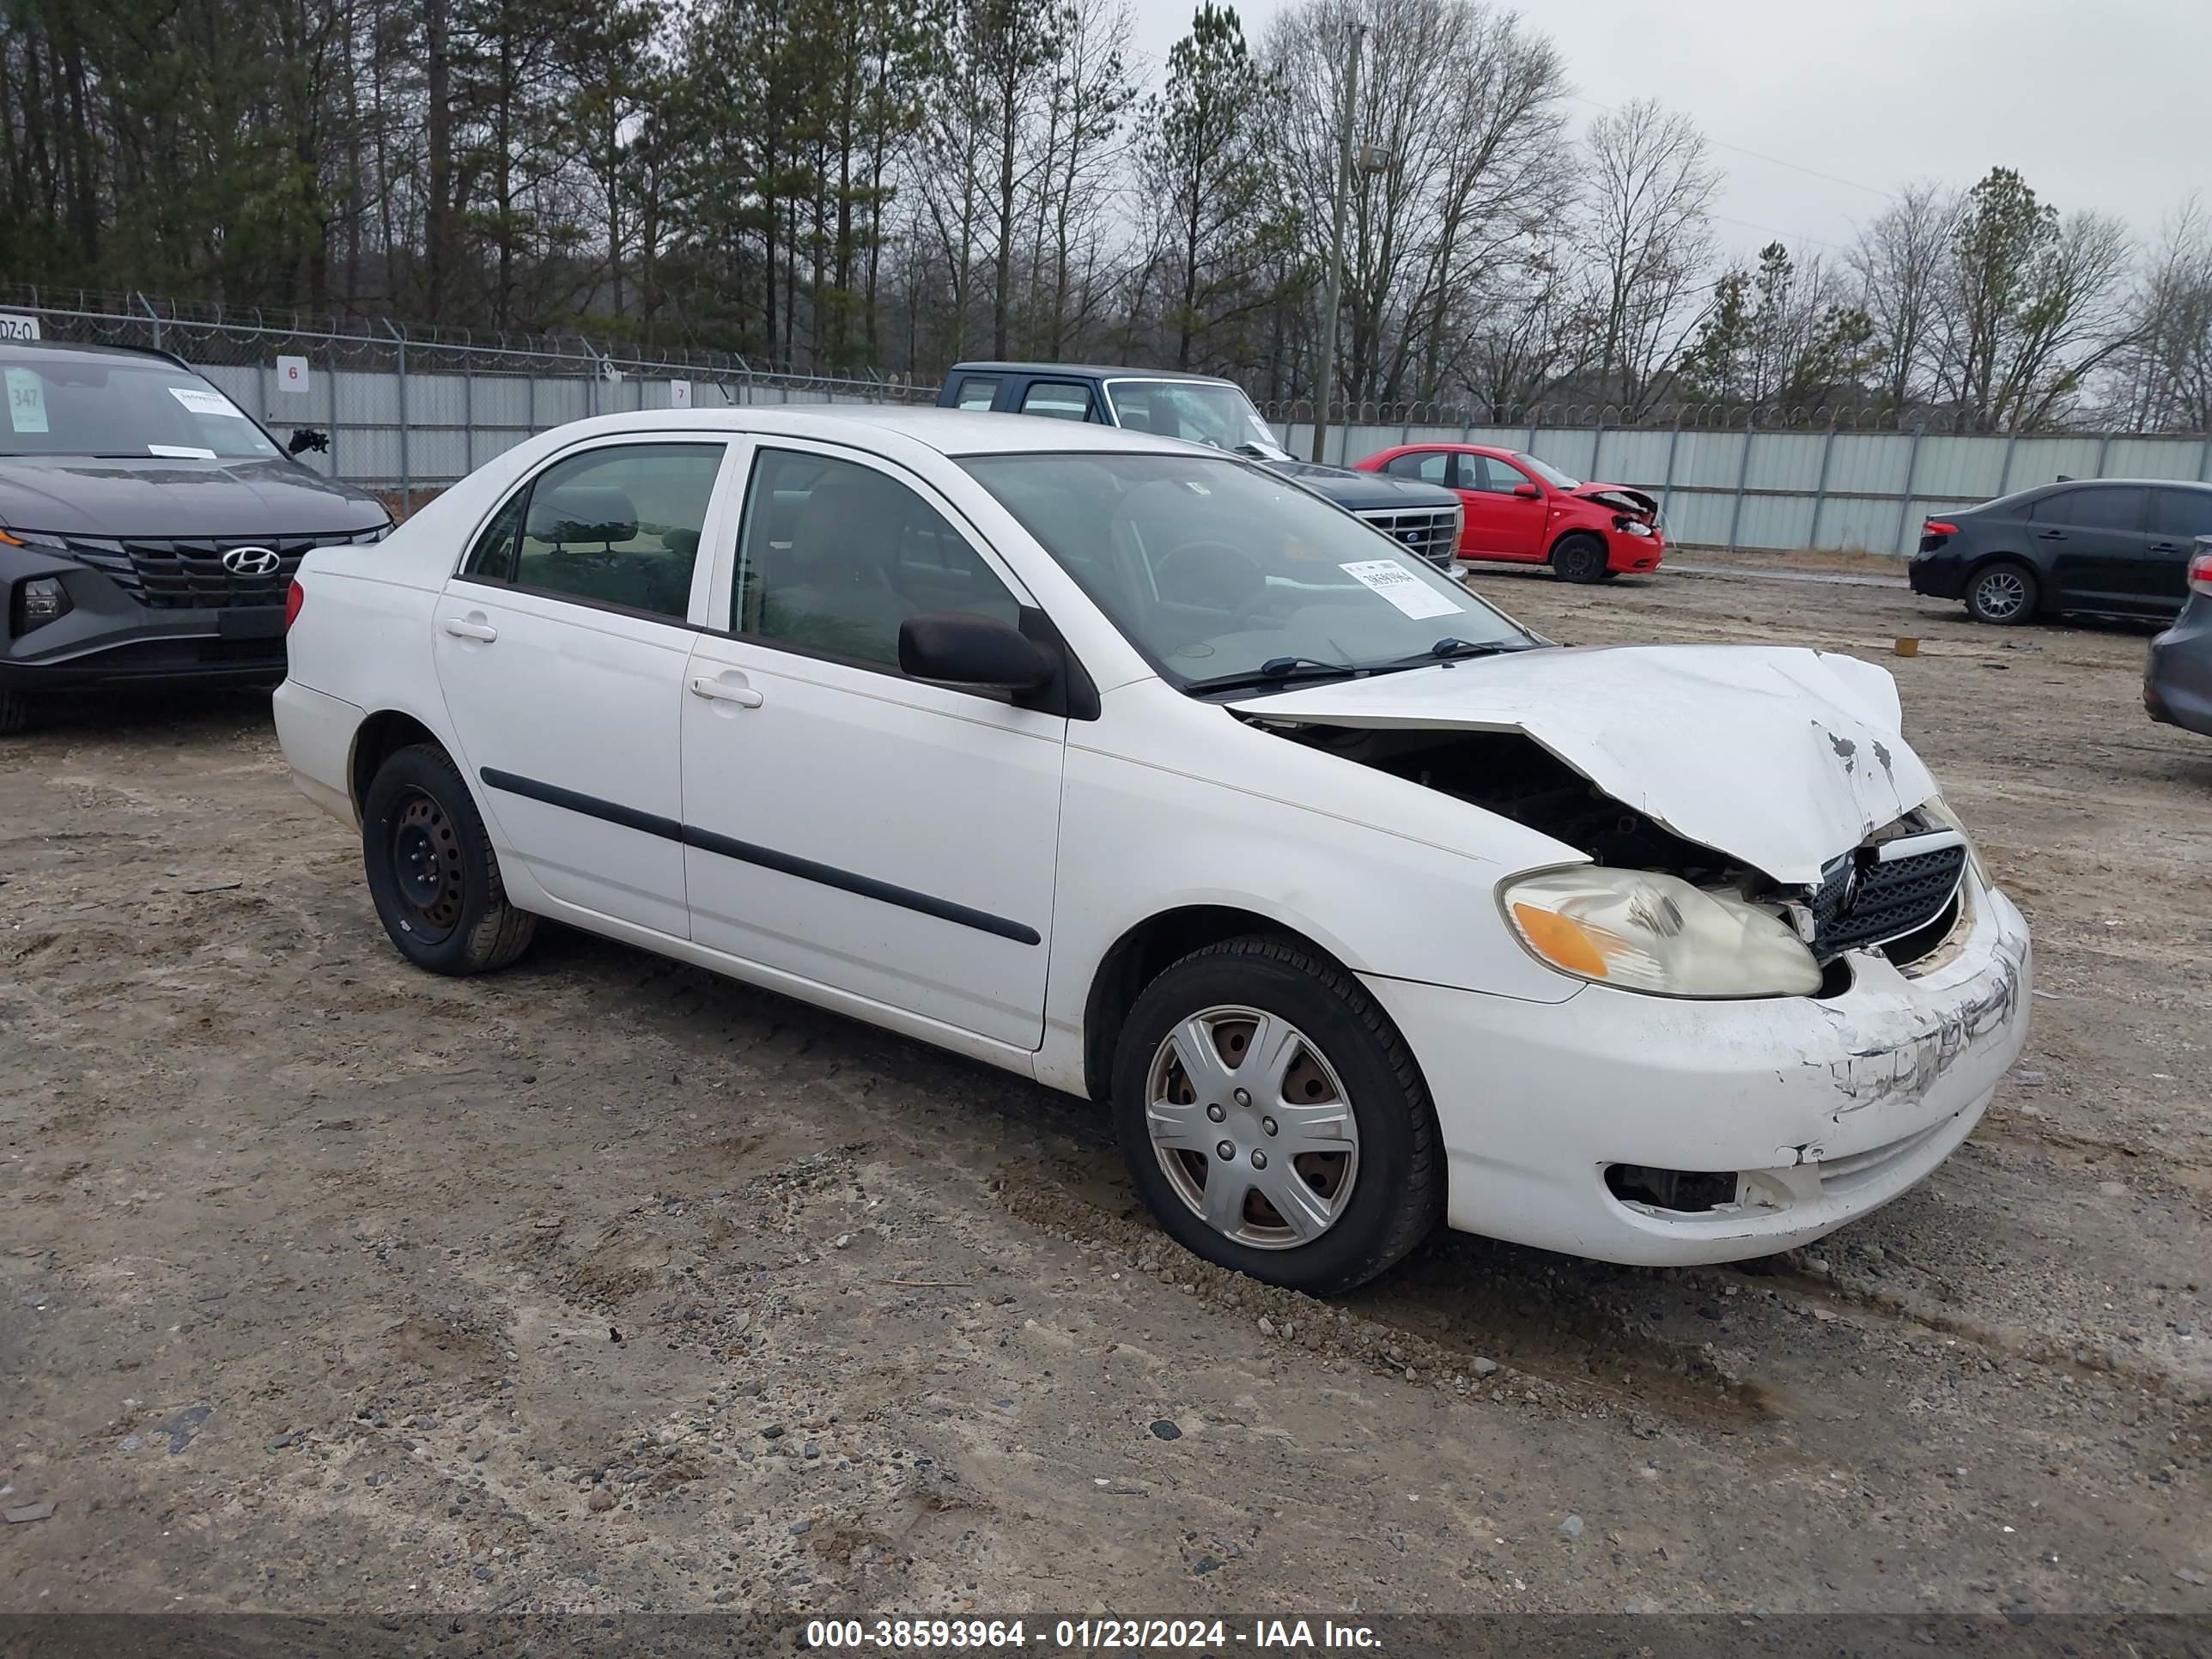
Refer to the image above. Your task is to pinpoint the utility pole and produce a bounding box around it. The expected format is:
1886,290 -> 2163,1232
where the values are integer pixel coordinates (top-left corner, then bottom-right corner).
1310,19 -> 1366,465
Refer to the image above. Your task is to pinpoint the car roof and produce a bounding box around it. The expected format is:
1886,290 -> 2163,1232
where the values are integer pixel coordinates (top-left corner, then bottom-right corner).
0,337 -> 193,371
946,362 -> 1236,386
550,404 -> 1231,459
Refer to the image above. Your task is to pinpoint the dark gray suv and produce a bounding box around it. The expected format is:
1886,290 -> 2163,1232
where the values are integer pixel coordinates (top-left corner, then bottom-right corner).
2144,537 -> 2212,738
1,339 -> 390,732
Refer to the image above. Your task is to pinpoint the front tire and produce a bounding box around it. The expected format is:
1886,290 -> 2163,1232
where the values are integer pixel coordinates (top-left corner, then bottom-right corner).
1550,533 -> 1609,585
0,688 -> 28,736
362,742 -> 536,975
1111,936 -> 1442,1295
1965,560 -> 2039,625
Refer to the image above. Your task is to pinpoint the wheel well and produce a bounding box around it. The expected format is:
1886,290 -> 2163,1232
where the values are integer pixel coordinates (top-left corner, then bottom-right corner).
349,710 -> 443,816
1081,906 -> 1337,1103
1966,550 -> 2038,584
1548,526 -> 1605,558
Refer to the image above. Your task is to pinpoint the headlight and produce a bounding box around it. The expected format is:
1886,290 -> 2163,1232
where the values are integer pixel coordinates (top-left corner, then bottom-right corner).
1620,520 -> 1653,537
1501,866 -> 1822,999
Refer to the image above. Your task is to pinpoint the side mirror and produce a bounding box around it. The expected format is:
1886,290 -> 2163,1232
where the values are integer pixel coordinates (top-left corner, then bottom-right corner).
289,427 -> 331,456
899,612 -> 1056,691
1512,482 -> 1540,500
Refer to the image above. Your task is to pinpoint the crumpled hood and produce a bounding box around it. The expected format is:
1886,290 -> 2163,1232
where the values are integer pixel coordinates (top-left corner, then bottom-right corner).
1576,483 -> 1659,517
1231,644 -> 1937,886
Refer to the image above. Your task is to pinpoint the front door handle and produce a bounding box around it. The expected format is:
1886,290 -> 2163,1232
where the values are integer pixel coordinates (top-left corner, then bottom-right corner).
2037,530 -> 2064,540
441,616 -> 498,642
690,675 -> 763,708
2149,541 -> 2185,553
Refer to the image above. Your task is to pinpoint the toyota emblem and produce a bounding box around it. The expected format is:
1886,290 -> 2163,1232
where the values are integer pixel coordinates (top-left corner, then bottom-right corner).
221,545 -> 283,577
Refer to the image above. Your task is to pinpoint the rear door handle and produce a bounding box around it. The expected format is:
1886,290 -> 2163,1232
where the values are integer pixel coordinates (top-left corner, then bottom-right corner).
2037,530 -> 2065,540
690,675 -> 763,708
441,616 -> 498,642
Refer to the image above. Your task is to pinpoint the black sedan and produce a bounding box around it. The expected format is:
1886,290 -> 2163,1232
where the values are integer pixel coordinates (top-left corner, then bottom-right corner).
2145,539 -> 2212,737
1910,478 -> 2212,626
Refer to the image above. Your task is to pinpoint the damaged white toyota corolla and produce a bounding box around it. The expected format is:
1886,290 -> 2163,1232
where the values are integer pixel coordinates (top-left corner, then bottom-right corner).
276,410 -> 2031,1293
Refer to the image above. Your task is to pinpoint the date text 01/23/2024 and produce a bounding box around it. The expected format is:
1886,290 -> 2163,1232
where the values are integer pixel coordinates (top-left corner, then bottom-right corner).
804,1618 -> 1383,1650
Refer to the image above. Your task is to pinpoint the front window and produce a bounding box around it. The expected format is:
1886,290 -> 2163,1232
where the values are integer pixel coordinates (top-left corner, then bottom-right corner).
1104,380 -> 1290,460
1513,451 -> 1580,490
960,453 -> 1532,694
1,354 -> 283,460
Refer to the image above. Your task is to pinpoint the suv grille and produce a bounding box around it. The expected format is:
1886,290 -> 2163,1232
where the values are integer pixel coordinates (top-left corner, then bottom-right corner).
62,534 -> 331,609
1358,506 -> 1460,569
1808,832 -> 1969,963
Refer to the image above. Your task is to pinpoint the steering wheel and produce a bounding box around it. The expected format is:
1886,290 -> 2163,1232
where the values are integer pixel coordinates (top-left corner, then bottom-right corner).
1152,538 -> 1268,616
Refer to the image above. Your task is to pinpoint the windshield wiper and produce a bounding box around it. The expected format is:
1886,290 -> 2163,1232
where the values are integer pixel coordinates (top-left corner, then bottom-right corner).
1185,656 -> 1362,696
1374,636 -> 1534,669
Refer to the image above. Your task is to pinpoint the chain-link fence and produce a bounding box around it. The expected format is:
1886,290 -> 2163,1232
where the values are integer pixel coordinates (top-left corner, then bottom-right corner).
9,288 -> 2212,553
1,287 -> 931,512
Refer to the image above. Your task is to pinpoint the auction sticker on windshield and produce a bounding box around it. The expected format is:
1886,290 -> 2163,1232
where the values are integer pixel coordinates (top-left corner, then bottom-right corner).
1339,559 -> 1462,620
167,386 -> 247,418
5,367 -> 48,434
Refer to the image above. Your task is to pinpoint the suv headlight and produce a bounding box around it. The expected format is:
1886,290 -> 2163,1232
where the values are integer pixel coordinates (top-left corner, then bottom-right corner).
1501,866 -> 1822,999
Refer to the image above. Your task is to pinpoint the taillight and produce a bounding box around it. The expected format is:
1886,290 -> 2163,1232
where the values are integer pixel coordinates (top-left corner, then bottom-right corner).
1923,520 -> 1958,536
2190,552 -> 2212,598
284,578 -> 305,632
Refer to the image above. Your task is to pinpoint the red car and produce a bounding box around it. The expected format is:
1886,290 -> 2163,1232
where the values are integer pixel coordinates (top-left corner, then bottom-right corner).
1353,444 -> 1665,583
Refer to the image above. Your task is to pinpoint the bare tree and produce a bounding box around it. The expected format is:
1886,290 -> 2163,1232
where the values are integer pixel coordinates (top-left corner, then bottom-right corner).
2112,197 -> 2212,431
1850,179 -> 1956,414
1929,167 -> 2134,430
1571,97 -> 1718,418
1262,0 -> 1571,410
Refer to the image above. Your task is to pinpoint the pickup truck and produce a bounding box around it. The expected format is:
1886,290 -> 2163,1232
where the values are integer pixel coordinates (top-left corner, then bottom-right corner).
936,362 -> 1465,569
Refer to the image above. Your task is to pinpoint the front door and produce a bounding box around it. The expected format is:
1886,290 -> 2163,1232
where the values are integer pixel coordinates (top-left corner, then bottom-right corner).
679,441 -> 1066,1048
1456,453 -> 1548,559
2033,484 -> 2151,614
433,438 -> 734,938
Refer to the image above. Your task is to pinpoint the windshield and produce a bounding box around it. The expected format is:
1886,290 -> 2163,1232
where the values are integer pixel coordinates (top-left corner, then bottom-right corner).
1515,451 -> 1580,490
1,356 -> 282,460
1104,380 -> 1290,459
960,453 -> 1532,693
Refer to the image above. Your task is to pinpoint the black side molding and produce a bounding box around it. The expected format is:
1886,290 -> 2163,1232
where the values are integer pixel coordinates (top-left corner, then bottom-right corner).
477,768 -> 1040,946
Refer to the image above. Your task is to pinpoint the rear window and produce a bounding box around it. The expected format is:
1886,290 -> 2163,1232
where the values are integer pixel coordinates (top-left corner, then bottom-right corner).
0,356 -> 281,460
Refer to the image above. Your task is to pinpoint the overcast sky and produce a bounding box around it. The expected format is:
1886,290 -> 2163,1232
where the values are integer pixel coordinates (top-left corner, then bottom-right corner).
1123,0 -> 2209,262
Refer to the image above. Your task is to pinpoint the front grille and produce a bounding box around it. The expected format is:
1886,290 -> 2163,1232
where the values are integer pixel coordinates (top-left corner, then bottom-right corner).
62,534 -> 331,609
1808,835 -> 1968,963
1358,506 -> 1460,569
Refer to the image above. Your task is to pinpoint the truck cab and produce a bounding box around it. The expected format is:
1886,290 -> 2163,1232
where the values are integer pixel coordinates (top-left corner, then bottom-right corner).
936,362 -> 1465,570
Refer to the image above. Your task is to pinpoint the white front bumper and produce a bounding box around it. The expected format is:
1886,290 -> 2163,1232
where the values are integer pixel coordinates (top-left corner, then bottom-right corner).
1363,878 -> 2032,1265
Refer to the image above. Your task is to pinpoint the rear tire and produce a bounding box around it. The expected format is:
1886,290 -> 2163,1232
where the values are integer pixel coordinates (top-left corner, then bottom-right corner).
1964,560 -> 2038,625
362,742 -> 537,975
1111,936 -> 1443,1295
0,689 -> 28,736
1550,533 -> 1609,585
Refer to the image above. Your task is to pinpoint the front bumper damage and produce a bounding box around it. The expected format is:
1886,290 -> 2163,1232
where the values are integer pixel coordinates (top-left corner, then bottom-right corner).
1362,872 -> 2031,1265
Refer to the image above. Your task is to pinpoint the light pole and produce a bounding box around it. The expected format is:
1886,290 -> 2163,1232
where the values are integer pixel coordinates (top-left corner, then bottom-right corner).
1310,19 -> 1366,465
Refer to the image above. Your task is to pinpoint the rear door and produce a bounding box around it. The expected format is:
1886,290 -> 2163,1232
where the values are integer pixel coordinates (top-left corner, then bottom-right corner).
1456,453 -> 1547,559
2148,489 -> 2212,614
433,438 -> 735,938
2032,485 -> 2152,614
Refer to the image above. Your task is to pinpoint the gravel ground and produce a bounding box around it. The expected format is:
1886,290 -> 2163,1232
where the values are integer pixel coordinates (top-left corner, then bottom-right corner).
2,561 -> 2208,1621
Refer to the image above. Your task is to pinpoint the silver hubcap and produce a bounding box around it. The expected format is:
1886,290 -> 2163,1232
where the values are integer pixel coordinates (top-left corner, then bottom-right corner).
1976,570 -> 2027,618
1145,1006 -> 1360,1249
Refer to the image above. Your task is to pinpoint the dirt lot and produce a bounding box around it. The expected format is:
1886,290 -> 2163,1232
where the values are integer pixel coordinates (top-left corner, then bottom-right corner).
3,562 -> 2209,1623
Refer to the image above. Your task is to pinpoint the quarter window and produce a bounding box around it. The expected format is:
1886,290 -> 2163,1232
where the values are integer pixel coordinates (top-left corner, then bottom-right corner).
466,442 -> 723,619
733,448 -> 1022,671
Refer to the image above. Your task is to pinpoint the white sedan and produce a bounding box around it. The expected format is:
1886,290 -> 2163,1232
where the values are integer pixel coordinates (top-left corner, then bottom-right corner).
276,409 -> 2032,1292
